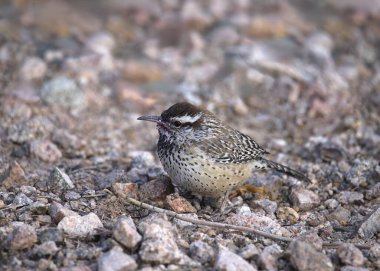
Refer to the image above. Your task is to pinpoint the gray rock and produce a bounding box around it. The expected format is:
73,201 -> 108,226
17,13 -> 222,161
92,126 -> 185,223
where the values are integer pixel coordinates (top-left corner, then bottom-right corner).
0,161 -> 27,190
336,191 -> 364,205
276,206 -> 300,224
40,76 -> 87,110
30,201 -> 48,215
48,167 -> 75,192
98,247 -> 137,271
369,244 -> 380,258
296,232 -> 324,251
306,212 -> 326,227
358,207 -> 380,239
20,57 -> 47,81
129,150 -> 155,168
126,167 -> 149,185
290,188 -> 320,211
49,202 -> 79,224
239,244 -> 260,260
19,185 -> 37,196
366,183 -> 380,200
346,159 -> 378,187
30,140 -> 62,162
96,169 -> 127,189
328,206 -> 351,225
52,129 -> 82,150
7,116 -> 54,143
111,182 -> 139,200
324,199 -> 339,210
113,215 -> 142,249
337,244 -> 364,266
139,214 -> 184,264
215,247 -> 257,271
251,199 -> 277,215
258,244 -> 282,271
13,193 -> 33,206
258,252 -> 276,271
189,240 -> 215,264
226,210 -> 290,237
8,224 -> 38,250
57,212 -> 103,237
288,240 -> 333,271
147,166 -> 165,180
1,100 -> 32,122
33,241 -> 59,257
64,191 -> 81,201
38,228 -> 64,244
85,32 -> 115,56
340,266 -> 369,271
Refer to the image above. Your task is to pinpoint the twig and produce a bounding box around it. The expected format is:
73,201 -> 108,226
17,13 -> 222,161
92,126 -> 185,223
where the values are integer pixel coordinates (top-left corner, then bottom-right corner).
81,193 -> 108,199
0,204 -> 27,211
124,197 -> 371,250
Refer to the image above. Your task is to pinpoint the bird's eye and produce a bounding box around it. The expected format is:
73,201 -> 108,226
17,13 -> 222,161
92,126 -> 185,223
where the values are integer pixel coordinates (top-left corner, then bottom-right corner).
172,121 -> 182,127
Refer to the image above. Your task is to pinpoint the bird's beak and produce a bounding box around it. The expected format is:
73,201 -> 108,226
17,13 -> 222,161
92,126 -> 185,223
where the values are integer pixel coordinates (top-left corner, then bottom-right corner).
137,115 -> 162,123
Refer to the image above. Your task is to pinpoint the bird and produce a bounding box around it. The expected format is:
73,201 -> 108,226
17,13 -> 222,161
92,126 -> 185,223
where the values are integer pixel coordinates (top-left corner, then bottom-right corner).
138,102 -> 309,208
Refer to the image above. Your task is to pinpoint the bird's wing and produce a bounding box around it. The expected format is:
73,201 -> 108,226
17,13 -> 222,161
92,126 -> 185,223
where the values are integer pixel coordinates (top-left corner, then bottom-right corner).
197,129 -> 269,163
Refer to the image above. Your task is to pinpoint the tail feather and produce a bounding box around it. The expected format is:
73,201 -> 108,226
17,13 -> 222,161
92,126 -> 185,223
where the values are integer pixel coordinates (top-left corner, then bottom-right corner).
261,158 -> 310,182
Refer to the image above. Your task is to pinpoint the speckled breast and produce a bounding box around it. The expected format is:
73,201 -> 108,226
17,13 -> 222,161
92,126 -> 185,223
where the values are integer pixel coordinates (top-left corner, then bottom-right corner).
158,144 -> 252,197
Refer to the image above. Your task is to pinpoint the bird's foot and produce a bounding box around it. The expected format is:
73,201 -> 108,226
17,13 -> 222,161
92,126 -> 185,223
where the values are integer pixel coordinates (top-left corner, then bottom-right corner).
238,184 -> 268,195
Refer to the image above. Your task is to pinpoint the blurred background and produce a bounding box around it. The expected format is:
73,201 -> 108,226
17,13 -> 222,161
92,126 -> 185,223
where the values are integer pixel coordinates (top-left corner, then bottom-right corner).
0,2 -> 379,269
0,0 -> 379,175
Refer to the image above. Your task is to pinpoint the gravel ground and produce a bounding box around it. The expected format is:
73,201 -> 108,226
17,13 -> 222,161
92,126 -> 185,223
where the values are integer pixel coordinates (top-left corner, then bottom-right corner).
0,0 -> 379,270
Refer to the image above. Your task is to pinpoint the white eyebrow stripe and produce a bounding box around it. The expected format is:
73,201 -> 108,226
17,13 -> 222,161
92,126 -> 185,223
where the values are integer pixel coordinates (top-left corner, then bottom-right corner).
171,113 -> 202,123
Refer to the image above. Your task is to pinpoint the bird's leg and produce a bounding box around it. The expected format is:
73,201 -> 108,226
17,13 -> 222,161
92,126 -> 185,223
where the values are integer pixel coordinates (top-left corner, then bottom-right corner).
218,188 -> 244,215
219,189 -> 233,212
228,184 -> 268,199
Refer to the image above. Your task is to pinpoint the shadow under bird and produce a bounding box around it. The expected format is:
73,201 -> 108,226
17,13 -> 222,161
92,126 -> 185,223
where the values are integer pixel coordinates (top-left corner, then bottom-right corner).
138,102 -> 309,206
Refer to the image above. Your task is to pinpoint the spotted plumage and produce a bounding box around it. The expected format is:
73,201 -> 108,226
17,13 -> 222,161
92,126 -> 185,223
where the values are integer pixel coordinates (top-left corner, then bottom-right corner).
138,102 -> 309,198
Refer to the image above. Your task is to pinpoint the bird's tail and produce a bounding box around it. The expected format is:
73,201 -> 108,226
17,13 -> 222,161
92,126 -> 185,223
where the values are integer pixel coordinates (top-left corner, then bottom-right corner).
260,158 -> 310,182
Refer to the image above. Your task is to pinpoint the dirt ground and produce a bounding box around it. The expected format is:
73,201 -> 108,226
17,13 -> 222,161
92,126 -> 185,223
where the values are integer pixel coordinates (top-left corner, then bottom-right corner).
0,0 -> 379,270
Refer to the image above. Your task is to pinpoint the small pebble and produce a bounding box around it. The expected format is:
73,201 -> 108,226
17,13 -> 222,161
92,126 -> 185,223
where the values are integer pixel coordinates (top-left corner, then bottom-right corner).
358,207 -> 380,239
324,199 -> 339,210
33,241 -> 59,257
13,193 -> 33,206
30,140 -> 62,162
64,191 -> 81,201
165,193 -> 196,213
290,188 -> 320,211
328,206 -> 351,225
139,215 -> 184,264
215,247 -> 257,271
7,116 -> 54,144
57,212 -> 103,237
98,246 -> 137,271
40,76 -> 87,110
8,224 -> 38,250
336,191 -> 364,205
113,215 -> 142,249
49,202 -> 79,224
20,57 -> 47,81
189,240 -> 215,264
288,240 -> 333,271
337,244 -> 365,266
48,167 -> 75,192
239,244 -> 260,260
276,207 -> 299,224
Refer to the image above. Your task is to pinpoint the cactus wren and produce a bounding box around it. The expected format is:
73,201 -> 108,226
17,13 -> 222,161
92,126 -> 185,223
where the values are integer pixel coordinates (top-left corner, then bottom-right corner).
138,102 -> 309,203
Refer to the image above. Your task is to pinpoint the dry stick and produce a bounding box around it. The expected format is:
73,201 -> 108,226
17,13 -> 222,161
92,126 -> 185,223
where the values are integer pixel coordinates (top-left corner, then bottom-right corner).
125,197 -> 371,250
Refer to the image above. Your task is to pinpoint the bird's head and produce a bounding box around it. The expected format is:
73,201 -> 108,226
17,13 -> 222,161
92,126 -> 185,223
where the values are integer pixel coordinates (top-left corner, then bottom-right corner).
138,102 -> 209,144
